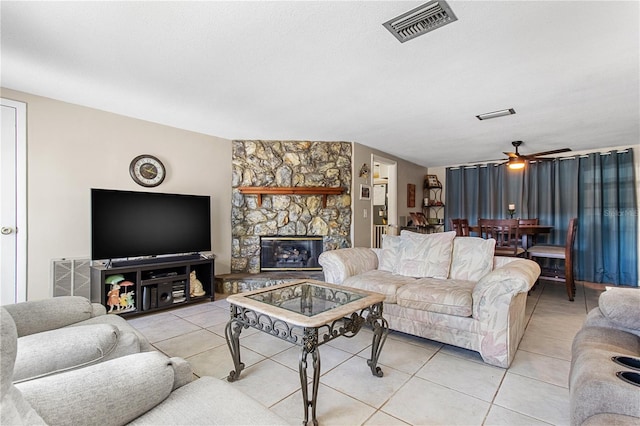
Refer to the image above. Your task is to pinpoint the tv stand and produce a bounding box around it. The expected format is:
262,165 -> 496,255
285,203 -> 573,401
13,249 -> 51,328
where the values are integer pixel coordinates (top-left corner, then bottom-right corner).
111,254 -> 202,268
91,256 -> 215,316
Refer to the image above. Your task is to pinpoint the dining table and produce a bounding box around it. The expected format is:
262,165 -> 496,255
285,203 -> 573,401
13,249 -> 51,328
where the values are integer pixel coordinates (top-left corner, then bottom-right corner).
469,223 -> 553,251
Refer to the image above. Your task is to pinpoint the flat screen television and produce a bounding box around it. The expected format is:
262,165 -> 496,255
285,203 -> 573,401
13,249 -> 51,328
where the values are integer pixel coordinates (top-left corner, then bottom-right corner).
91,188 -> 211,261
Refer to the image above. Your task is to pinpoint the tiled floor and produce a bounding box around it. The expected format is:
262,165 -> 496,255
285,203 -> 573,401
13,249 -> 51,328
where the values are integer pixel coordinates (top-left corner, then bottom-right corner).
127,280 -> 602,426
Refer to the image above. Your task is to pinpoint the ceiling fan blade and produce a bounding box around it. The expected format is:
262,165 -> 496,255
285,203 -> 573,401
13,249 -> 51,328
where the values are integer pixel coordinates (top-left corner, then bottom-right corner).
503,151 -> 518,158
527,148 -> 572,158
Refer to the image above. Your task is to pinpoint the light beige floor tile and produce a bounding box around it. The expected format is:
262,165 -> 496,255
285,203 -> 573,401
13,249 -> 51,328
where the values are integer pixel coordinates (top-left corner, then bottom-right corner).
320,355 -> 411,408
135,316 -> 202,343
415,352 -> 505,402
519,331 -> 573,361
271,383 -> 376,426
205,321 -> 260,339
186,344 -> 265,380
364,411 -> 410,425
126,311 -> 175,329
170,301 -> 219,317
211,297 -> 230,309
239,330 -> 296,357
180,306 -> 230,328
325,327 -> 374,354
226,359 -> 302,407
532,301 -> 589,317
538,287 -> 584,305
387,331 -> 444,351
494,373 -> 570,425
484,404 -> 552,425
365,337 -> 436,375
381,376 -> 489,426
153,328 -> 226,358
525,316 -> 582,342
508,350 -> 570,388
271,344 -> 354,377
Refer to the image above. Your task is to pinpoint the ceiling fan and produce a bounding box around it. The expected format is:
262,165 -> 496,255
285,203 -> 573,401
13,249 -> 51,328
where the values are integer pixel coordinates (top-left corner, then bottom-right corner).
503,141 -> 571,169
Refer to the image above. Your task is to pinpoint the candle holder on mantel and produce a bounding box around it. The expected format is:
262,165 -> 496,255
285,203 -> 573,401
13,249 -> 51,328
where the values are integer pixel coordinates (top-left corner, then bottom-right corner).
508,208 -> 516,218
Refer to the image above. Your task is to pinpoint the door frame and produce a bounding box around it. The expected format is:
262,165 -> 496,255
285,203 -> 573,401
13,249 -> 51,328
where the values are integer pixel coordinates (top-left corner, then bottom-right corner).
371,154 -> 397,246
1,97 -> 27,303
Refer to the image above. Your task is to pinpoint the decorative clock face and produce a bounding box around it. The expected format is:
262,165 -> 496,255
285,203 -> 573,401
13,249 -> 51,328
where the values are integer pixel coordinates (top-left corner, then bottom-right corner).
129,155 -> 166,187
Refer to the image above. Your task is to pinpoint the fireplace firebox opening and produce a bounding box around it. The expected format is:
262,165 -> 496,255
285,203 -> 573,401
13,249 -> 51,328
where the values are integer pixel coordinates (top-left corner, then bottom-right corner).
260,237 -> 323,271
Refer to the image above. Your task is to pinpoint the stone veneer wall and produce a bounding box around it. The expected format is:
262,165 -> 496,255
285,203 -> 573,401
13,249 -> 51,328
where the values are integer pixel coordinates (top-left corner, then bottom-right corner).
231,140 -> 352,273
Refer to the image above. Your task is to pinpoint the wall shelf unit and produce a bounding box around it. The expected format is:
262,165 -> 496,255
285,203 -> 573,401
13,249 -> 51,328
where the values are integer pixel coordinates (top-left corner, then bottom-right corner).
423,177 -> 444,232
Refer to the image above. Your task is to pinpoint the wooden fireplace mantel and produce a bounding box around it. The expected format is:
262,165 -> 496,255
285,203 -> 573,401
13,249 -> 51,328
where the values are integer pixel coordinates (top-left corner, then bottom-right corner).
238,186 -> 345,207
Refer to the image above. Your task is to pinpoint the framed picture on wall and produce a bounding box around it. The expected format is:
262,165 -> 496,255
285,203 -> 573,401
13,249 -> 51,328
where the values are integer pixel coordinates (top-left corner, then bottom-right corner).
407,183 -> 416,207
359,184 -> 371,200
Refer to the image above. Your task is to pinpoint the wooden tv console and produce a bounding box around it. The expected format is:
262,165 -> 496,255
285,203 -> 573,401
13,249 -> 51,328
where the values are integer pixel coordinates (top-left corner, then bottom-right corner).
90,256 -> 215,317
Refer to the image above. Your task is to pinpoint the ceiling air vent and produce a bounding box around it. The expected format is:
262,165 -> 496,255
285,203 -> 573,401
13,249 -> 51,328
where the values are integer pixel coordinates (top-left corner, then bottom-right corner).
383,1 -> 458,43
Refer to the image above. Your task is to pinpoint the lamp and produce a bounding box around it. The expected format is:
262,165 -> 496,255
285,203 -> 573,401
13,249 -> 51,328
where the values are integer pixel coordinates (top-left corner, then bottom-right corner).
507,157 -> 525,170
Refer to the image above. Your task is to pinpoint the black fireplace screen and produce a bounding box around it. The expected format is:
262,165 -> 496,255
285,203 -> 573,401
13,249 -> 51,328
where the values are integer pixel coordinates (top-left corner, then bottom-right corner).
260,237 -> 323,271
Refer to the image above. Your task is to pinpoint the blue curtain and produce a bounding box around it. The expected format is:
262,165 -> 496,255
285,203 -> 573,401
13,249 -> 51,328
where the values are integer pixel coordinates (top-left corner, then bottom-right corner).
445,148 -> 637,286
577,150 -> 638,285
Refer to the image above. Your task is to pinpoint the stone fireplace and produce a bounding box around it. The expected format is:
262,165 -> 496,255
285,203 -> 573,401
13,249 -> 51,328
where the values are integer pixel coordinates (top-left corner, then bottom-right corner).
231,140 -> 352,274
260,236 -> 323,271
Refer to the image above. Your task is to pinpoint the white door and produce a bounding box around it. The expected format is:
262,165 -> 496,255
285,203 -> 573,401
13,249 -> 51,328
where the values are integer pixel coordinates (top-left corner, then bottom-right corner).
1,98 -> 27,304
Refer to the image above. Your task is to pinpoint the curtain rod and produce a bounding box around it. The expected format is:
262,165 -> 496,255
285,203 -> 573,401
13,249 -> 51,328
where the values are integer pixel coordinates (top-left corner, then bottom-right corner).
447,149 -> 631,170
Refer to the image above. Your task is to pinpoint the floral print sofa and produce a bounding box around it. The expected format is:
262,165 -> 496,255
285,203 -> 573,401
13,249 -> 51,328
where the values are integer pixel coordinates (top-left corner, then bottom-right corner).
318,231 -> 541,368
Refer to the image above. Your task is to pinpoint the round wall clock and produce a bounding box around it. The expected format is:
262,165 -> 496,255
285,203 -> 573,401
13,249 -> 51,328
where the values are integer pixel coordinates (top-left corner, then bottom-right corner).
129,154 -> 166,187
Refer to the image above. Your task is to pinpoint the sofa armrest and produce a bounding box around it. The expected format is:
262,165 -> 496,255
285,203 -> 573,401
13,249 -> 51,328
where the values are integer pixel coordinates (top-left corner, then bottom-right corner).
16,351 -> 183,426
3,296 -> 99,337
91,302 -> 107,317
318,247 -> 378,284
169,356 -> 194,390
472,259 -> 540,320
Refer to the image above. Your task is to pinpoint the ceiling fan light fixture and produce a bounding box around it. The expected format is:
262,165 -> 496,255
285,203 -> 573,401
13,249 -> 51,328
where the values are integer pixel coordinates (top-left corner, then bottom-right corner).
476,108 -> 516,121
508,157 -> 525,169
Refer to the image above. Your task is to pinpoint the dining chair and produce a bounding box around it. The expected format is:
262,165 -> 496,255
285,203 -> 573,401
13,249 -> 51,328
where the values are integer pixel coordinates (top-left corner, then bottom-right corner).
527,217 -> 578,301
518,218 -> 539,247
478,218 -> 525,257
450,218 -> 470,237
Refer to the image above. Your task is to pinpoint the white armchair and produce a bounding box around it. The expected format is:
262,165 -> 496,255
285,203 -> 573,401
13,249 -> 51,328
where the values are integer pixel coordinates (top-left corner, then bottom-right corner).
1,307 -> 287,426
2,296 -> 151,383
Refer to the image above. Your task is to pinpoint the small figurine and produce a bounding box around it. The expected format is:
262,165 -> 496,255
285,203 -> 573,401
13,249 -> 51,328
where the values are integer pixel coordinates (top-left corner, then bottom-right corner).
189,270 -> 206,297
125,290 -> 135,310
107,283 -> 121,313
119,293 -> 128,310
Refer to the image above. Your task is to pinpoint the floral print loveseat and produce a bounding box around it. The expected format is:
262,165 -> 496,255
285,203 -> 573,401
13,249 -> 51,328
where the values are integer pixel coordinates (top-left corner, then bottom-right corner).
318,231 -> 541,368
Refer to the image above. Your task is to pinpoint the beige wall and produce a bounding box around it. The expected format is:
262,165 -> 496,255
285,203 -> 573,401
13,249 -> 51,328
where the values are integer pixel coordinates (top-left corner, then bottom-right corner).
353,142 -> 428,247
1,88 -> 232,300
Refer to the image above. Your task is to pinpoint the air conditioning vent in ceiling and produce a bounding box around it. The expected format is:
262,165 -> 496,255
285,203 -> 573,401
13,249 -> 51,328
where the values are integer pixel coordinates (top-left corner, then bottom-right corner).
383,1 -> 458,43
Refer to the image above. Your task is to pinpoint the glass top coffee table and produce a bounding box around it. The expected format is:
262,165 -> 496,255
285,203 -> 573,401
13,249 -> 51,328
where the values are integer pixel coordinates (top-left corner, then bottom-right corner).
225,279 -> 388,425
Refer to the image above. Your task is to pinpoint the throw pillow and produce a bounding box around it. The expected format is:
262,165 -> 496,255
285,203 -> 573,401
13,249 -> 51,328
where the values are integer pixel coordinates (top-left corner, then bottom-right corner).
379,234 -> 403,273
449,237 -> 496,281
599,287 -> 640,332
397,230 -> 456,278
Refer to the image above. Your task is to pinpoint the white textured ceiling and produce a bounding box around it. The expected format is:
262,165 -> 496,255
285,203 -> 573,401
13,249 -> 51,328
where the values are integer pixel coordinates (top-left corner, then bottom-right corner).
2,1 -> 638,167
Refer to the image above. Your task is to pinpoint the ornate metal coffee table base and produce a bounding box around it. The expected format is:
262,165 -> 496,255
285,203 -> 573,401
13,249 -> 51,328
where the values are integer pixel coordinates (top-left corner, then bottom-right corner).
225,302 -> 388,425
